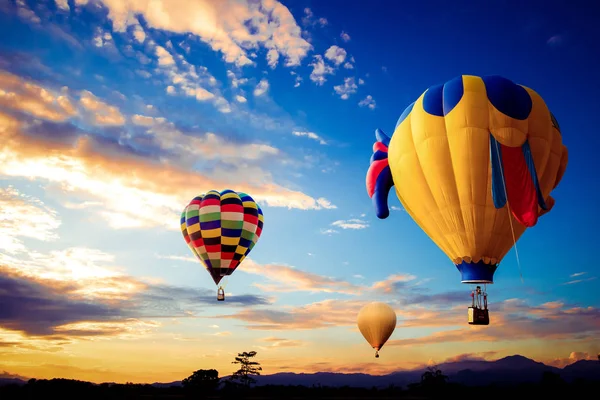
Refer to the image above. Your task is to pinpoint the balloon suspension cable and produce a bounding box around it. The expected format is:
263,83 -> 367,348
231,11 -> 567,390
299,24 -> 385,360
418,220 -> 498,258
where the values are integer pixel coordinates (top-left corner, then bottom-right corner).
220,276 -> 229,290
493,139 -> 524,284
375,350 -> 379,358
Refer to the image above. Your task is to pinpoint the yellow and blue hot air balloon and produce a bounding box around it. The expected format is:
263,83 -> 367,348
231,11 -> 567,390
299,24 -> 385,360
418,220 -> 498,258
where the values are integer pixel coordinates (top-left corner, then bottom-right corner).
366,75 -> 568,324
180,189 -> 264,301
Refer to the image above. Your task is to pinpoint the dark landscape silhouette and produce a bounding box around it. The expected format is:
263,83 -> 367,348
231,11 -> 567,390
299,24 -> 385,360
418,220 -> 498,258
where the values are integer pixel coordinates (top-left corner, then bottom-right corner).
1,352 -> 598,399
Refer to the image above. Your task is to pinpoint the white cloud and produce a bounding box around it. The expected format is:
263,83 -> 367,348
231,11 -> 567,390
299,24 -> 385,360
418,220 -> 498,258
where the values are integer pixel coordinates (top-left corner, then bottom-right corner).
358,95 -> 376,110
333,77 -> 358,100
0,187 -> 61,254
235,95 -> 247,103
292,130 -> 327,145
340,31 -> 351,42
330,219 -> 369,230
226,70 -> 249,88
254,79 -> 269,97
309,55 -> 334,85
267,49 -> 279,69
324,45 -> 347,66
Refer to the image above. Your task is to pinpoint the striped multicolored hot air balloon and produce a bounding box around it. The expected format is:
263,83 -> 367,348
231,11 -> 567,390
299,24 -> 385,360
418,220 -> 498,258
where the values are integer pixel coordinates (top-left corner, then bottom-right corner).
180,189 -> 264,300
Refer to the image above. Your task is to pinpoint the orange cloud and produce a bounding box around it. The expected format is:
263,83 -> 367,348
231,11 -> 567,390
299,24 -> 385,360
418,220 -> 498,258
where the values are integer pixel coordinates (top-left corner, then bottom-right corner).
0,71 -> 76,121
241,259 -> 363,294
388,298 -> 600,346
97,0 -> 312,68
218,299 -> 365,330
79,90 -> 125,125
546,351 -> 598,368
258,337 -> 305,349
0,74 -> 335,231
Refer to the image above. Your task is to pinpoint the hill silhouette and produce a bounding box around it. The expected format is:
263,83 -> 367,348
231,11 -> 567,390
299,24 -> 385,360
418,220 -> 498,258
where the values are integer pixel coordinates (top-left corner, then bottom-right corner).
1,354 -> 598,399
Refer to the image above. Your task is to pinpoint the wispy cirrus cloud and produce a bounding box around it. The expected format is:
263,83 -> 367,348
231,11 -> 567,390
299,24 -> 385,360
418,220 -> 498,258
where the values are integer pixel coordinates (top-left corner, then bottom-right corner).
330,218 -> 369,230
562,271 -> 597,285
292,130 -> 327,145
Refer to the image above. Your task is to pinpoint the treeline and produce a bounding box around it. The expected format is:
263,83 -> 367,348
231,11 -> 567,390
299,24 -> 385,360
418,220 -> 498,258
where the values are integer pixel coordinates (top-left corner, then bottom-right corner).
1,374 -> 600,399
1,352 -> 598,399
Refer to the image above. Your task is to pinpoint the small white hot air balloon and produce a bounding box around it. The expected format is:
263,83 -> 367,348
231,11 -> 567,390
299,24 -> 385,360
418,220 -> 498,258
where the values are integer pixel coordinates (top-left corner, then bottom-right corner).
357,302 -> 397,358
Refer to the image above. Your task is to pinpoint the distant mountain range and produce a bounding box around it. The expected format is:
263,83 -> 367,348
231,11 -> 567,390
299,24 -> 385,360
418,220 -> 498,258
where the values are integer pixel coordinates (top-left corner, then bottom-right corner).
2,355 -> 599,388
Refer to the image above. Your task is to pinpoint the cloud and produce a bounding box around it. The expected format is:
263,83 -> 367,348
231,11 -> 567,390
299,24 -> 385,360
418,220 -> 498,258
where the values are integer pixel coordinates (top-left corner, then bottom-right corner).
0,216 -> 270,339
340,31 -> 351,42
302,8 -> 328,28
155,254 -> 197,263
96,0 -> 312,68
254,79 -> 269,97
330,218 -> 369,230
259,336 -> 305,348
320,228 -> 338,235
370,274 -> 417,294
547,34 -> 566,47
333,77 -> 358,100
292,130 -> 327,145
132,22 -> 146,43
218,299 -> 364,330
79,90 -> 125,126
562,271 -> 597,285
240,259 -> 362,295
324,45 -> 347,66
309,55 -> 334,85
0,71 -> 77,122
15,0 -> 41,24
92,27 -> 115,50
0,74 -> 336,230
0,187 -> 61,254
358,95 -> 376,110
155,45 -> 175,66
388,299 -> 600,346
266,49 -> 279,69
547,351 -> 598,368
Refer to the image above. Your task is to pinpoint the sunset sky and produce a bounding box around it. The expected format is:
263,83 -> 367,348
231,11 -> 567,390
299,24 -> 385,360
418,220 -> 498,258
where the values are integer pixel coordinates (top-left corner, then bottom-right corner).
1,0 -> 599,384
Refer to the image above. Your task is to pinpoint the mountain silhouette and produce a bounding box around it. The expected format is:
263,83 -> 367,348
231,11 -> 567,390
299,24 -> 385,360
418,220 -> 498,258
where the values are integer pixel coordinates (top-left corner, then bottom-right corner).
1,355 -> 598,388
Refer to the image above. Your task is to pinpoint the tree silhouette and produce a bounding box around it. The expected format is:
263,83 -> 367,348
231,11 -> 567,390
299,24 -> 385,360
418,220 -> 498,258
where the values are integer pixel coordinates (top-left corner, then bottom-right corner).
420,365 -> 448,387
182,369 -> 220,393
230,350 -> 262,387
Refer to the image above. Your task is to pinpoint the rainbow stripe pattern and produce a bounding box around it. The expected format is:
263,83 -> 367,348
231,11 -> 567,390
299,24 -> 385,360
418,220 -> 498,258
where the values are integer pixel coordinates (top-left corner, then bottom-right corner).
181,189 -> 264,285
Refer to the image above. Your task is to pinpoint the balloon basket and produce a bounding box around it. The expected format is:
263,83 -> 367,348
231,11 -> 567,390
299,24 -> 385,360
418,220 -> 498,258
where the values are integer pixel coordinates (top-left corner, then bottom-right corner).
468,307 -> 489,325
217,287 -> 225,301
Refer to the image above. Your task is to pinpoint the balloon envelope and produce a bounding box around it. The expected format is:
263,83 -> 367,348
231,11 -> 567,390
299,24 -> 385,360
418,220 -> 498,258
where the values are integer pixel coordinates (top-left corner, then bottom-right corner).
180,189 -> 264,285
366,75 -> 568,284
357,302 -> 397,352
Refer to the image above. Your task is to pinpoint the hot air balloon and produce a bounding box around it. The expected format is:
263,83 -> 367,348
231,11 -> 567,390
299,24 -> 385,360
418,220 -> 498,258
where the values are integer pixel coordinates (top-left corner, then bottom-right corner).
366,75 -> 568,325
180,189 -> 264,301
357,302 -> 397,358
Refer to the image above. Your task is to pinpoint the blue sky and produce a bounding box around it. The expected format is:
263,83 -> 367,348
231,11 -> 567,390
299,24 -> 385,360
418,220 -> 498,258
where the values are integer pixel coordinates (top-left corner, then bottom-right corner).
0,0 -> 598,384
